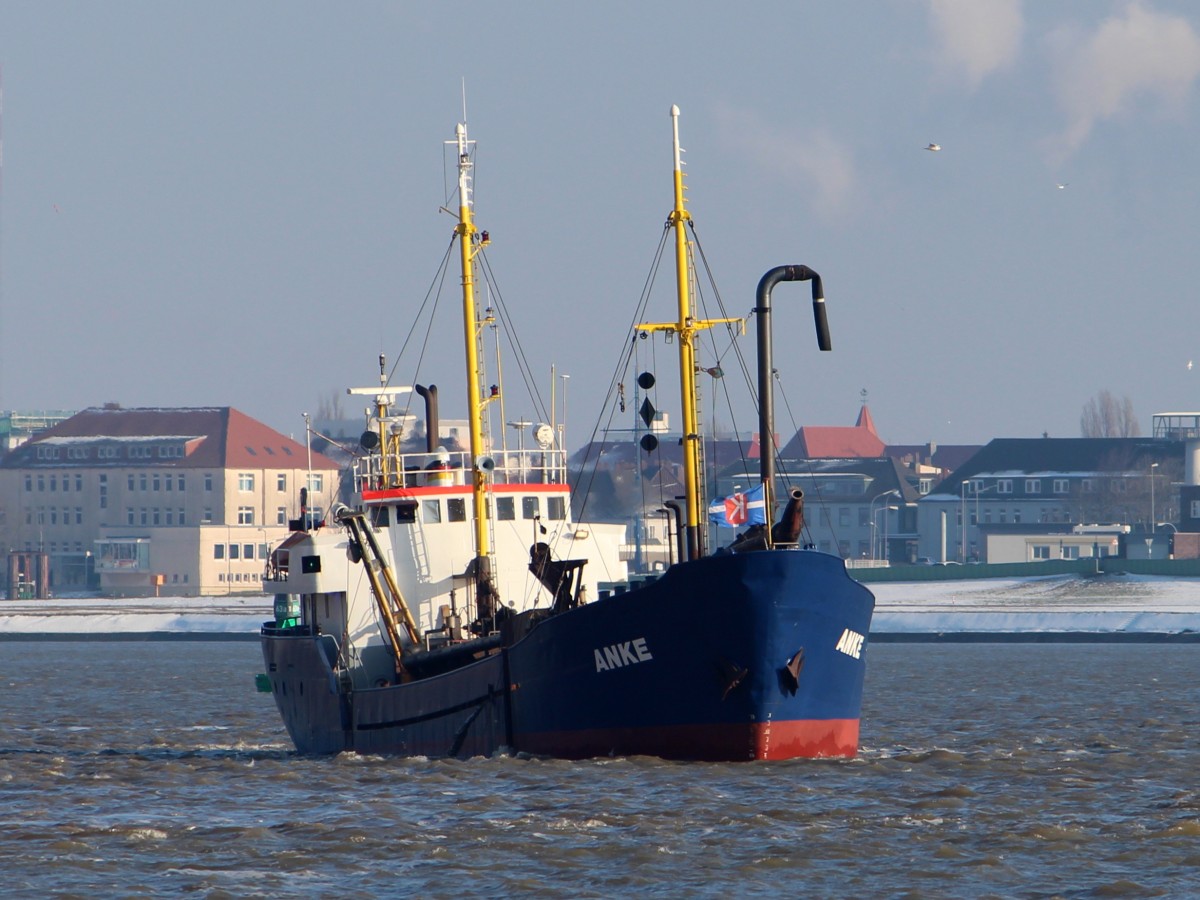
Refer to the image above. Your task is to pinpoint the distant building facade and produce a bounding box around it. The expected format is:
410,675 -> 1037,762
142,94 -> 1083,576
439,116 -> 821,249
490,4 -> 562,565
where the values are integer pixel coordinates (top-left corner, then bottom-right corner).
0,406 -> 342,596
917,437 -> 1181,563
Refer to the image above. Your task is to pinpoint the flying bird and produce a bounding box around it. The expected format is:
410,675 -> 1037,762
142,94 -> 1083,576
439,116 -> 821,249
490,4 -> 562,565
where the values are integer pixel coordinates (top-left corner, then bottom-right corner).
1188,360 -> 1194,371
1056,182 -> 1068,189
925,143 -> 941,152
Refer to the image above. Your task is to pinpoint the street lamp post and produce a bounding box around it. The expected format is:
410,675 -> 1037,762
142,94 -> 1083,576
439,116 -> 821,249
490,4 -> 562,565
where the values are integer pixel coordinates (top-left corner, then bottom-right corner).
874,504 -> 898,562
960,479 -> 998,563
869,489 -> 899,561
1150,462 -> 1159,533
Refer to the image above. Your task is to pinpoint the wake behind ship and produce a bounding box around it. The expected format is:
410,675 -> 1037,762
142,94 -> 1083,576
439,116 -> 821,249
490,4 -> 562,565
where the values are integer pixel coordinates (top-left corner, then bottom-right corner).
259,107 -> 875,761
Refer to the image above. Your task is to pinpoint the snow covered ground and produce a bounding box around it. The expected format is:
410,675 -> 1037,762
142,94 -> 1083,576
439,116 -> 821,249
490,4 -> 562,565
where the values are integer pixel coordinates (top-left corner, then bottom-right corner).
0,595 -> 271,638
870,574 -> 1200,638
1,574 -> 1198,639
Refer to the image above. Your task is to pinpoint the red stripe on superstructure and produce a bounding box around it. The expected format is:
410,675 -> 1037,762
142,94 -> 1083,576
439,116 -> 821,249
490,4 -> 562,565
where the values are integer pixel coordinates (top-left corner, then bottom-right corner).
362,483 -> 569,502
516,719 -> 861,761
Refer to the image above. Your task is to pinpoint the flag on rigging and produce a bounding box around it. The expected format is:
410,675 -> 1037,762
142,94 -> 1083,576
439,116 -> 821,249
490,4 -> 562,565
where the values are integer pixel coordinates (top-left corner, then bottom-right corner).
708,484 -> 767,528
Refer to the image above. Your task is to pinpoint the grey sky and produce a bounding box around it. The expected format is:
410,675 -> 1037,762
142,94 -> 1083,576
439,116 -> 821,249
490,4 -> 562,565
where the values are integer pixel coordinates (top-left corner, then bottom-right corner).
2,1 -> 1199,446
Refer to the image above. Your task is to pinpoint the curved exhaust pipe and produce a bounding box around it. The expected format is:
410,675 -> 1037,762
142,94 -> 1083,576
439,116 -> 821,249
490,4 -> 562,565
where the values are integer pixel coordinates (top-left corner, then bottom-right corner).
414,384 -> 439,452
754,266 -> 830,533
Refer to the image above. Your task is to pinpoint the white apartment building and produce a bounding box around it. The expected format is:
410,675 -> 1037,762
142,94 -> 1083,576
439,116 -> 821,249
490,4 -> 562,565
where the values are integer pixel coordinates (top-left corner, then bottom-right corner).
0,406 -> 342,596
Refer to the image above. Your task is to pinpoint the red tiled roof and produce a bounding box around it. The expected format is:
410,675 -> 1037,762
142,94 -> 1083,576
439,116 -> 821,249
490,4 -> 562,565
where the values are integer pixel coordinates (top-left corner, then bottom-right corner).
780,404 -> 885,459
783,426 -> 886,459
15,406 -> 340,470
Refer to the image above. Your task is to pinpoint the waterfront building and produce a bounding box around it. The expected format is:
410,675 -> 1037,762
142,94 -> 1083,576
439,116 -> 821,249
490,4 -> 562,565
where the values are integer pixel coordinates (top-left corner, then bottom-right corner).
0,406 -> 341,596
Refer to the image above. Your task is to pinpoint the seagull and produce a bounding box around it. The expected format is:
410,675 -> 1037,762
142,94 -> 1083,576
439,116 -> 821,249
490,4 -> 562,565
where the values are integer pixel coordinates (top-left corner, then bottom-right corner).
925,143 -> 941,152
1056,182 -> 1068,189
1189,360 -> 1194,371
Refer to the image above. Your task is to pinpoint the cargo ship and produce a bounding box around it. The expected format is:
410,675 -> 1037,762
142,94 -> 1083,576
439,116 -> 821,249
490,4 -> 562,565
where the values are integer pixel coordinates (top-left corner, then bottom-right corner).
259,106 -> 874,760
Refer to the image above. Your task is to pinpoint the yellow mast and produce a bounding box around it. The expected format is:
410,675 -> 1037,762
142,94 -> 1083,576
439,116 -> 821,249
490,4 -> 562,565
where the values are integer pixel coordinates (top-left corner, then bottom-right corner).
638,106 -> 743,561
452,122 -> 500,616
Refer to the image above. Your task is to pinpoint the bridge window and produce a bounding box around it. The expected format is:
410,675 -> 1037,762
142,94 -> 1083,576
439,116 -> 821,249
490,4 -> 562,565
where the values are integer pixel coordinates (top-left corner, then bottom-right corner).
423,500 -> 441,524
447,498 -> 467,522
522,496 -> 540,520
547,496 -> 566,520
496,497 -> 515,521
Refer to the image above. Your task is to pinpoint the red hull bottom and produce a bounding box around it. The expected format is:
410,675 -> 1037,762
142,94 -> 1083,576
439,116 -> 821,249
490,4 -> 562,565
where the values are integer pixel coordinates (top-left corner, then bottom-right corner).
518,718 -> 861,762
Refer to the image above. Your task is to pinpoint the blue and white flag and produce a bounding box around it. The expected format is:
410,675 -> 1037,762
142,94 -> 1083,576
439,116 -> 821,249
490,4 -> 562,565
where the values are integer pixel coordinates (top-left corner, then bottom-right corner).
708,484 -> 767,528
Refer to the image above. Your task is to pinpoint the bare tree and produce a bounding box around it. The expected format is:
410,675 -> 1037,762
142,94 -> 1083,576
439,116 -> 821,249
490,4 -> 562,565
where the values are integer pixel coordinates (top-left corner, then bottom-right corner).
314,389 -> 344,422
1080,390 -> 1140,437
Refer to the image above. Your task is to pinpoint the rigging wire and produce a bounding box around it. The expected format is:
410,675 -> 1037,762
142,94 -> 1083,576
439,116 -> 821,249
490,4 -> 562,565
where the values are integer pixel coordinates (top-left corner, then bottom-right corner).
476,248 -> 551,425
570,224 -> 672,526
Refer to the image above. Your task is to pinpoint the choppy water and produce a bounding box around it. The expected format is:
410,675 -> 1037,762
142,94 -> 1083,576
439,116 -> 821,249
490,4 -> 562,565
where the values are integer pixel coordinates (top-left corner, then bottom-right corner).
2,642 -> 1198,898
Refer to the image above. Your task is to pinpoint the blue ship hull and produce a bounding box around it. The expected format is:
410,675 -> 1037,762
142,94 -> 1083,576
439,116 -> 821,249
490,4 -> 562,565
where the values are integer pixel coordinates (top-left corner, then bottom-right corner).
260,549 -> 874,761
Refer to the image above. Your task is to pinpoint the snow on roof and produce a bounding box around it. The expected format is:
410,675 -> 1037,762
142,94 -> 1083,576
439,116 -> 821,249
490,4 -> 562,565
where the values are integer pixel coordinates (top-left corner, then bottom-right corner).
39,434 -> 202,445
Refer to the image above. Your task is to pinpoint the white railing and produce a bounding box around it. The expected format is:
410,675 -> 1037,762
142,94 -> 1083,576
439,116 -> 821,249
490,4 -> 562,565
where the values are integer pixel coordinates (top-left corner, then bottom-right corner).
353,448 -> 567,491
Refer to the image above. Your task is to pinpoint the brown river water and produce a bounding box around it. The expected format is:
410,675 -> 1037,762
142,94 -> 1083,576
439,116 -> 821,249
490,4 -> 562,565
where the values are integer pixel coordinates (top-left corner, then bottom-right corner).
2,641 -> 1197,898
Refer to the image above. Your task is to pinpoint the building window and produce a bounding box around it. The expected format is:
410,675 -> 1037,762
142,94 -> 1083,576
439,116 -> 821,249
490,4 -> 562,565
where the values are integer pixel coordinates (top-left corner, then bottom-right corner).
238,473 -> 255,492
140,509 -> 148,525
1032,545 -> 1050,560
229,543 -> 240,560
24,475 -> 31,492
140,474 -> 148,491
306,473 -> 324,492
1025,479 -> 1041,494
277,507 -> 287,525
496,497 -> 515,521
203,508 -> 213,524
1062,545 -> 1079,560
152,509 -> 161,526
243,544 -> 255,560
1191,500 -> 1200,519
178,509 -> 185,525
548,496 -> 566,520
153,475 -> 161,491
858,507 -> 869,527
238,506 -> 255,525
205,474 -> 213,491
75,508 -> 83,525
214,544 -> 225,560
1053,479 -> 1069,494
178,475 -> 185,491
522,496 -> 540,520
127,508 -> 135,526
128,474 -> 136,491
838,507 -> 850,526
277,474 -> 287,492
165,476 -> 172,492
1111,479 -> 1127,493
1082,479 -> 1095,493
166,509 -> 174,525
447,498 -> 467,522
997,479 -> 1012,494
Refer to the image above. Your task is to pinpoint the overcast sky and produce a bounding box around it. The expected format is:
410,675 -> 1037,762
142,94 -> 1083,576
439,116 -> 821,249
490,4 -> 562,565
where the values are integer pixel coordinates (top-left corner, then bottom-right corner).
2,1 -> 1199,447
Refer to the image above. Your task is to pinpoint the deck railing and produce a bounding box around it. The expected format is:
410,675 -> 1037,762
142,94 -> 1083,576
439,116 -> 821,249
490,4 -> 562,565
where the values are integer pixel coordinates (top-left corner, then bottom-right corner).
353,447 -> 567,492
